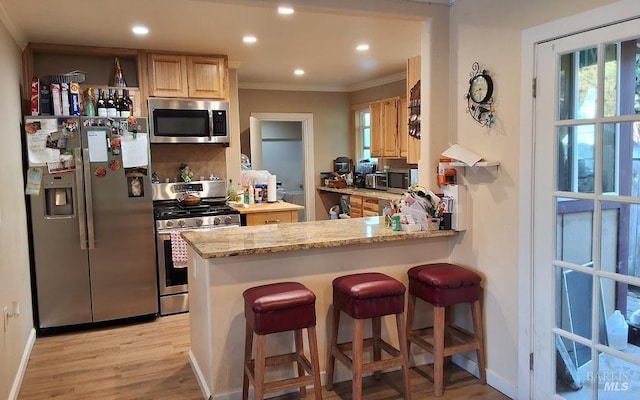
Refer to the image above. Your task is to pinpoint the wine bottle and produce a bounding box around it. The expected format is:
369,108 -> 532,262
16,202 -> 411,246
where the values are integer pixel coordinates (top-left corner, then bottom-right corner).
120,89 -> 132,118
106,88 -> 117,118
85,88 -> 96,117
96,88 -> 107,117
114,89 -> 122,117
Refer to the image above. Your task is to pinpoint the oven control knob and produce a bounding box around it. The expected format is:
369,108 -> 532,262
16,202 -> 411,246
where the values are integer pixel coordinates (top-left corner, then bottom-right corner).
177,220 -> 186,227
166,220 -> 174,228
224,216 -> 233,224
196,218 -> 204,226
213,217 -> 221,225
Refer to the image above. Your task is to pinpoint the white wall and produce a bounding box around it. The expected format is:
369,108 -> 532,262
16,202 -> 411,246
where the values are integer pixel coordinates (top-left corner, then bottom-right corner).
446,0 -> 617,396
0,18 -> 35,400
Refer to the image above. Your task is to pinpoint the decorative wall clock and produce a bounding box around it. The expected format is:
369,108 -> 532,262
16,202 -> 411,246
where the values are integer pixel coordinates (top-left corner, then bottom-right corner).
465,62 -> 495,127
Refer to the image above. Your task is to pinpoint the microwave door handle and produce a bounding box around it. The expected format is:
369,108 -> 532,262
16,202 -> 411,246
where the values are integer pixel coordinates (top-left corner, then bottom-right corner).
208,110 -> 214,141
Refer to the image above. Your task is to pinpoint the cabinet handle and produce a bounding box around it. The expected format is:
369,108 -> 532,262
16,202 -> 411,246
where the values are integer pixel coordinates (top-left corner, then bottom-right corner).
265,219 -> 281,224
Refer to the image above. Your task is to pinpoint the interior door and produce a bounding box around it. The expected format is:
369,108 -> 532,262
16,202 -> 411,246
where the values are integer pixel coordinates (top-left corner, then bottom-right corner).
533,18 -> 640,399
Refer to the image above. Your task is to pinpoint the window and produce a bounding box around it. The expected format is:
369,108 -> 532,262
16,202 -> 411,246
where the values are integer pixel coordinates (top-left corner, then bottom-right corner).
357,108 -> 376,162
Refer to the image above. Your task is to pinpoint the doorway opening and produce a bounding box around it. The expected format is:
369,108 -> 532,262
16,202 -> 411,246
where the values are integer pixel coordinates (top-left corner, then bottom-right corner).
248,113 -> 315,222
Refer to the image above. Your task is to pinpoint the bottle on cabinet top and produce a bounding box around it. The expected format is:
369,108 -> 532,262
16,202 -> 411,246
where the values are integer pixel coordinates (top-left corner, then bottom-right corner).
96,88 -> 107,117
106,88 -> 117,118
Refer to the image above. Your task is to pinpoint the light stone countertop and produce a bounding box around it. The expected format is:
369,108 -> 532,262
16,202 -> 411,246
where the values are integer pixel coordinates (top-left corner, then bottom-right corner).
181,216 -> 454,259
231,200 -> 304,214
317,186 -> 405,201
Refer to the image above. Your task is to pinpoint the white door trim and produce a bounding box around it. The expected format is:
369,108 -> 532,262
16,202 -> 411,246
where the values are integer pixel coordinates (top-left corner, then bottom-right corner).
249,112 -> 315,222
519,1 -> 640,399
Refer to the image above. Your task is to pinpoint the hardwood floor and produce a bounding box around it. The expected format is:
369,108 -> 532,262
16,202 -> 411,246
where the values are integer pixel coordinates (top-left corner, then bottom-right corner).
18,313 -> 510,399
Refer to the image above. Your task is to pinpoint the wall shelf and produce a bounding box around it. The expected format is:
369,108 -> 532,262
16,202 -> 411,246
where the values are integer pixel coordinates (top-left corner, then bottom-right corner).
448,160 -> 500,168
447,160 -> 500,177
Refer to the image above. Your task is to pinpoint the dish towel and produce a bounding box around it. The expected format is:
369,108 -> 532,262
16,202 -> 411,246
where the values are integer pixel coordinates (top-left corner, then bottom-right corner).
170,231 -> 188,268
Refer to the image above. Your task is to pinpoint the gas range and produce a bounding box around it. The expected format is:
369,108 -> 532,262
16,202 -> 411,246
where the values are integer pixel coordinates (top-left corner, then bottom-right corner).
153,201 -> 240,230
152,180 -> 241,231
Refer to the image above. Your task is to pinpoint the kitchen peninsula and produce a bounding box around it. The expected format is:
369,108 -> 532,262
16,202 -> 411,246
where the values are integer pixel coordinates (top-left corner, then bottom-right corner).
182,217 -> 454,399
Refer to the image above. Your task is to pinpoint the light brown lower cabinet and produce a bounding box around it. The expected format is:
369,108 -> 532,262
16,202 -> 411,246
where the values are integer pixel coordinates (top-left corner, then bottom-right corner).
245,210 -> 298,226
350,195 -> 379,218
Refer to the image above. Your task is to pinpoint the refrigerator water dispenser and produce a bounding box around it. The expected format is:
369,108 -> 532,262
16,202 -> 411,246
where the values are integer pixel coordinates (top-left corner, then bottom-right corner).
44,175 -> 74,217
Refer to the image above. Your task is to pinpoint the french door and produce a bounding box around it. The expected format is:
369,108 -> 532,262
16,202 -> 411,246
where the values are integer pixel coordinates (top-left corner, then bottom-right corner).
533,18 -> 640,399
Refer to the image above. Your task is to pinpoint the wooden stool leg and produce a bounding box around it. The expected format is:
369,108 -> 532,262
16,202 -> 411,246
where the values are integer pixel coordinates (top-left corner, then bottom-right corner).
326,305 -> 340,391
254,334 -> 266,400
396,312 -> 412,400
372,316 -> 382,380
242,321 -> 252,400
433,306 -> 446,398
406,293 -> 416,354
295,329 -> 307,397
352,318 -> 365,400
307,326 -> 323,400
472,299 -> 487,384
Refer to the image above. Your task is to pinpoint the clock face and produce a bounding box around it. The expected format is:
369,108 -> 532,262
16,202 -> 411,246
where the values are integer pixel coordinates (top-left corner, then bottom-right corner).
470,74 -> 492,103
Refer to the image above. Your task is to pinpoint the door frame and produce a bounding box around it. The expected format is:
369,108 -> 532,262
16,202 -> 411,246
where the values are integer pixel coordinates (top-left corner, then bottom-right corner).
519,1 -> 640,398
249,112 -> 315,222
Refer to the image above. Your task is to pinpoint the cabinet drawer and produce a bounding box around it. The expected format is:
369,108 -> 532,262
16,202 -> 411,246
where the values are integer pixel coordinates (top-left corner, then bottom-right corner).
363,197 -> 379,213
363,210 -> 379,217
246,211 -> 294,226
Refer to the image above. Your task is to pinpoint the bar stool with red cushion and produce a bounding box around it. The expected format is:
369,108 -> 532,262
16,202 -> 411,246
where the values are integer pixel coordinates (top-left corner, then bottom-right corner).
326,272 -> 412,400
242,282 -> 322,400
406,263 -> 486,397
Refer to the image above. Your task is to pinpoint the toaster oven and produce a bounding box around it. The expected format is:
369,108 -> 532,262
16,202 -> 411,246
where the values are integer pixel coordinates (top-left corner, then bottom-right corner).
364,173 -> 387,190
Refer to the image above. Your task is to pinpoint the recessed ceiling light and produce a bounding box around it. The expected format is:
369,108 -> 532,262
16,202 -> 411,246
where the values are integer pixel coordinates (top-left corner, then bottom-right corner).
356,44 -> 369,51
243,36 -> 257,44
132,26 -> 149,35
294,69 -> 305,76
278,6 -> 295,15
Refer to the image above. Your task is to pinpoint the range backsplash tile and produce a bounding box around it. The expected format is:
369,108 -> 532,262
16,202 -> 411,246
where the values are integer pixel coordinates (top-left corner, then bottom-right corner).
150,144 -> 227,183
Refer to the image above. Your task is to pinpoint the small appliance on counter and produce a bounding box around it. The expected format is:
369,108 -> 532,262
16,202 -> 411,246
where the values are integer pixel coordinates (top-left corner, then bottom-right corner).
365,172 -> 388,190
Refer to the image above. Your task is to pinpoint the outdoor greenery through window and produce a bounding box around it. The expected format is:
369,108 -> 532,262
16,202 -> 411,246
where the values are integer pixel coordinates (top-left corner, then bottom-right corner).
359,109 -> 376,162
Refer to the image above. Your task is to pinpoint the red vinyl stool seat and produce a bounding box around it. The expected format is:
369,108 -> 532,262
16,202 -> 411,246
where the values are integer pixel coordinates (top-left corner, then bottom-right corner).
242,282 -> 322,400
406,263 -> 486,397
326,272 -> 412,400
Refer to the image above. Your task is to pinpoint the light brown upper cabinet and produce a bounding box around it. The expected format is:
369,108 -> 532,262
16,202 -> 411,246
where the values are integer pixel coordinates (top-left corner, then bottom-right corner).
369,101 -> 384,158
370,97 -> 403,158
147,53 -> 228,99
399,96 -> 408,158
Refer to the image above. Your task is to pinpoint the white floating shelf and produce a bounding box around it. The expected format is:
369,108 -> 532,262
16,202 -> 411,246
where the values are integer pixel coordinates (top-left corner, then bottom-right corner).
448,160 -> 500,168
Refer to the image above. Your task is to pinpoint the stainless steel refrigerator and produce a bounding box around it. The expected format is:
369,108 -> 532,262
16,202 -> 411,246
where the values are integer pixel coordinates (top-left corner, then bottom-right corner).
24,116 -> 157,330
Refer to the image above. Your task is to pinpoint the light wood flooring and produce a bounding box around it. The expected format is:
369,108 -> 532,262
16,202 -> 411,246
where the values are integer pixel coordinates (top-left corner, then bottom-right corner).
18,313 -> 510,400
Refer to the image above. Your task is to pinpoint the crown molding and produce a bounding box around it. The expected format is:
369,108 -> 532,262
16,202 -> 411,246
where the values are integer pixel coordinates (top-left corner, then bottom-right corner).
0,0 -> 26,48
238,71 -> 406,93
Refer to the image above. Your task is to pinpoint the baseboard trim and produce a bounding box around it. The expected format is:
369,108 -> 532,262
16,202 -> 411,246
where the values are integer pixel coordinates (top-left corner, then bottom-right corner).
188,350 -> 212,400
8,328 -> 36,400
452,354 -> 518,399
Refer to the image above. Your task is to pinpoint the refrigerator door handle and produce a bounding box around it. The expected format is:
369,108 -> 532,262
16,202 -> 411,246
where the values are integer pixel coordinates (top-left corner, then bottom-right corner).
74,148 -> 88,250
82,148 -> 96,249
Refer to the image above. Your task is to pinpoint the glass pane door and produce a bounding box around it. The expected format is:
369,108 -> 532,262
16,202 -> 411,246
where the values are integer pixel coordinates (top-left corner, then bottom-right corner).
533,18 -> 640,399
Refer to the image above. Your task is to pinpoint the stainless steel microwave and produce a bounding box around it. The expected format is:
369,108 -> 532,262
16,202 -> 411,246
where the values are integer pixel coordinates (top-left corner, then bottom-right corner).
148,98 -> 230,144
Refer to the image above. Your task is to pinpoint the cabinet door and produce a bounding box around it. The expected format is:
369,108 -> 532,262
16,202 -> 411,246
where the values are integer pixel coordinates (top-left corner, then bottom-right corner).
369,102 -> 383,158
187,56 -> 228,99
362,197 -> 379,214
399,97 -> 408,158
349,195 -> 363,218
148,54 -> 188,97
382,98 -> 399,157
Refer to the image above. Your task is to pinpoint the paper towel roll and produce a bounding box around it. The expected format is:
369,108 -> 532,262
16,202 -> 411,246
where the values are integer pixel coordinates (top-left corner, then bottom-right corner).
267,174 -> 277,202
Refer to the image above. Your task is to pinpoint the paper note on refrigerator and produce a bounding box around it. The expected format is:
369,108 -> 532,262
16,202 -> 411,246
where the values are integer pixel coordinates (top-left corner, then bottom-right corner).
87,129 -> 108,162
121,133 -> 149,168
25,119 -> 61,165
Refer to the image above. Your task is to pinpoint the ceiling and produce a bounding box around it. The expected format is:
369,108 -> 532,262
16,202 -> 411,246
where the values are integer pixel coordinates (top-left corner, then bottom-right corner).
0,0 -> 451,91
